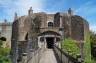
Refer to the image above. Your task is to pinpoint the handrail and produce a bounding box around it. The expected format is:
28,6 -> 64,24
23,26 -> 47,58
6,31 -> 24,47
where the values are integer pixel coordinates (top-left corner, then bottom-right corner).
27,48 -> 41,63
26,48 -> 45,63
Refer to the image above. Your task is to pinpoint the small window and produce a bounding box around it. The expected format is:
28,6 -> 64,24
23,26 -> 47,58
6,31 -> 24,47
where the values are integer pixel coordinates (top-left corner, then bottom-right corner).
48,22 -> 53,27
40,37 -> 44,42
0,37 -> 6,41
56,37 -> 60,42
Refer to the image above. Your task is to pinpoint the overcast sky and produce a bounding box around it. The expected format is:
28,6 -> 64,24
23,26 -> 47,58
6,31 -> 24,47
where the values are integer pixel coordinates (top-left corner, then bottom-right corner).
0,0 -> 96,32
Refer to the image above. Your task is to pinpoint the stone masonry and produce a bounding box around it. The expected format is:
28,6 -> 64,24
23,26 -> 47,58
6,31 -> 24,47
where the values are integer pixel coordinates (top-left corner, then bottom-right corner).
11,7 -> 89,63
0,19 -> 12,41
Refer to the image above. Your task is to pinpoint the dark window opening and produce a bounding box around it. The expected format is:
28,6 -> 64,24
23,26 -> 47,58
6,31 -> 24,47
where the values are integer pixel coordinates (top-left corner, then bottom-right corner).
40,37 -> 44,42
46,37 -> 54,49
48,22 -> 53,27
0,37 -> 6,41
25,33 -> 28,40
56,37 -> 60,42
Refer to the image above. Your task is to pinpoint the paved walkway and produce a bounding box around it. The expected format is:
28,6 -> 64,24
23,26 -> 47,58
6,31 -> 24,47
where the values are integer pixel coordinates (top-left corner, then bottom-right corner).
39,49 -> 57,63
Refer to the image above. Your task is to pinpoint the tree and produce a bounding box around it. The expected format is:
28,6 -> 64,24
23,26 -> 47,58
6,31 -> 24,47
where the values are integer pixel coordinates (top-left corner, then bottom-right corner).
90,32 -> 96,59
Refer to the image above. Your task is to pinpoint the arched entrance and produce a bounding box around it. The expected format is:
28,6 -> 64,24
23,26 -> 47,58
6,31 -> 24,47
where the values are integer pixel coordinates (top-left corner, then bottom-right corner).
38,31 -> 61,49
46,37 -> 54,48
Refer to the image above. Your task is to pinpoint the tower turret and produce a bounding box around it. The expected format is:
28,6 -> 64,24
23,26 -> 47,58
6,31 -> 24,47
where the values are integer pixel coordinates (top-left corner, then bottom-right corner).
68,8 -> 73,16
14,12 -> 18,21
28,7 -> 33,16
4,19 -> 7,23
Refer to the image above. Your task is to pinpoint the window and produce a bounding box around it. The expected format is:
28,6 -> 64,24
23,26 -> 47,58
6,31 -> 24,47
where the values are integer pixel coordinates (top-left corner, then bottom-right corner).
40,37 -> 44,42
0,37 -> 6,41
56,37 -> 60,42
48,22 -> 53,27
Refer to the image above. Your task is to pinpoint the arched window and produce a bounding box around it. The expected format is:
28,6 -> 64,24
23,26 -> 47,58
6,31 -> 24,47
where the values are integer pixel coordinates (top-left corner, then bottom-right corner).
48,22 -> 53,27
25,33 -> 28,40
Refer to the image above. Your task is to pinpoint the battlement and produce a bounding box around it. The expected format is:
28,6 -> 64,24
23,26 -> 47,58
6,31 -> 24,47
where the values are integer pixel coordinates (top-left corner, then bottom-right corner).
0,22 -> 12,26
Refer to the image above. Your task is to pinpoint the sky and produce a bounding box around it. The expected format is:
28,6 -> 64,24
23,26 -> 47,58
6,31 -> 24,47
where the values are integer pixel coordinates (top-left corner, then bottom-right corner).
0,0 -> 96,32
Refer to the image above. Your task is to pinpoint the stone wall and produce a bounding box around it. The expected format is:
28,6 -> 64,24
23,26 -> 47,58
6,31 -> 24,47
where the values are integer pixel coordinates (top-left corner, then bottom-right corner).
11,7 -> 89,63
0,22 -> 12,41
71,15 -> 89,41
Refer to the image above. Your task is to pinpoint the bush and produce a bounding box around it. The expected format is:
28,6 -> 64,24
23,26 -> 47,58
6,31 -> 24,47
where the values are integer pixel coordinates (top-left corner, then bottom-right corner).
84,34 -> 91,63
0,48 -> 10,56
0,47 -> 12,63
0,40 -> 3,46
61,38 -> 80,57
90,33 -> 96,59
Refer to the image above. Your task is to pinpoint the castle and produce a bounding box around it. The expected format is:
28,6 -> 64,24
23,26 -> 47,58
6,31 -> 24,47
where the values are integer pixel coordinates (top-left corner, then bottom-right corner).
0,7 -> 89,63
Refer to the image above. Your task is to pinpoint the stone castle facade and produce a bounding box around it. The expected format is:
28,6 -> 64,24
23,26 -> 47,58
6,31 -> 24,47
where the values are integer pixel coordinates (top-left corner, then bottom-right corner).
10,7 -> 89,63
0,19 -> 12,41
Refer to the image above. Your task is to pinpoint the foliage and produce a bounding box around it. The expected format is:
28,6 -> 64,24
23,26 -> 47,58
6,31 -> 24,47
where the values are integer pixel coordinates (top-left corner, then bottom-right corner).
2,41 -> 11,48
0,41 -> 12,63
0,47 -> 10,56
88,31 -> 96,63
61,38 -> 80,57
90,32 -> 96,59
0,47 -> 12,63
0,40 -> 3,46
84,34 -> 91,63
2,60 -> 12,63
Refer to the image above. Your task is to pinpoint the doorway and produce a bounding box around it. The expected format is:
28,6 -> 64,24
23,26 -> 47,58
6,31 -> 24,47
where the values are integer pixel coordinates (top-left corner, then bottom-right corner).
46,37 -> 54,49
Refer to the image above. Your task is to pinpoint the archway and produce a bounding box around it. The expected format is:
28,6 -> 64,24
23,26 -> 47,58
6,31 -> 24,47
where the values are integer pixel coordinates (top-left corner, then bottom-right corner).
38,31 -> 61,49
46,37 -> 54,48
